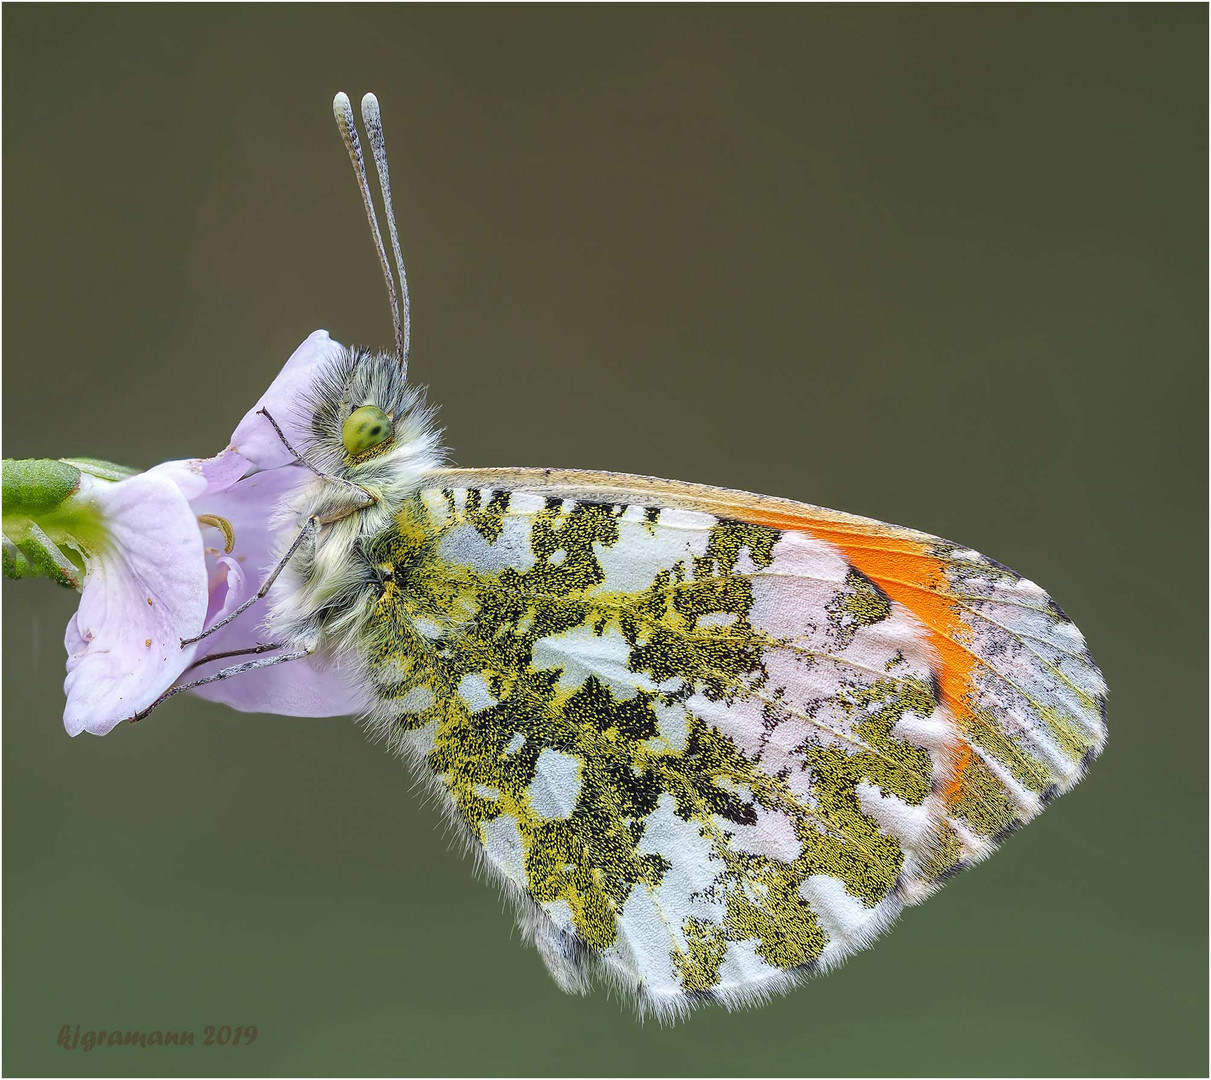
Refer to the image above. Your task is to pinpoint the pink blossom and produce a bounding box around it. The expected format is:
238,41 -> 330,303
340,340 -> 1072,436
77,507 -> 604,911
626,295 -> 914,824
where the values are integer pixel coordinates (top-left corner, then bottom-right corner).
61,331 -> 365,735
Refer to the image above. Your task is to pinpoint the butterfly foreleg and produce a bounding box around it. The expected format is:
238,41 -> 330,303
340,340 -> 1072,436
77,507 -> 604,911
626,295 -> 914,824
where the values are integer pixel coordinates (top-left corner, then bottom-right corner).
257,407 -> 375,508
187,641 -> 283,671
127,645 -> 315,723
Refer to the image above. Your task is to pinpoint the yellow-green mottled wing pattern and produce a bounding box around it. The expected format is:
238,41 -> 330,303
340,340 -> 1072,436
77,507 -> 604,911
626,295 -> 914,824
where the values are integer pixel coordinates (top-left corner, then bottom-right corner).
355,470 -> 1106,1018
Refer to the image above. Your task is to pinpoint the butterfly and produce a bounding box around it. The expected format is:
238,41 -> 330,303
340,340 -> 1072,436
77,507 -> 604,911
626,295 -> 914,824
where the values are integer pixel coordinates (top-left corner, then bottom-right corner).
140,91 -> 1107,1020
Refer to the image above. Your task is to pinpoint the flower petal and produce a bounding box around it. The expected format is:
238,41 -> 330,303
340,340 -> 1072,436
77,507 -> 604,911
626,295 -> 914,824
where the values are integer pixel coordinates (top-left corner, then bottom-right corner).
188,465 -> 366,717
146,450 -> 252,506
228,330 -> 344,470
63,472 -> 209,736
205,554 -> 247,626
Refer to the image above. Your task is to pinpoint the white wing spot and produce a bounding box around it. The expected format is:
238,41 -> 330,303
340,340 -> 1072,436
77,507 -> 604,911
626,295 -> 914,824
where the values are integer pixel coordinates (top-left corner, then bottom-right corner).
413,616 -> 444,640
396,685 -> 435,714
697,611 -> 738,629
458,672 -> 496,712
482,814 -> 526,887
528,750 -> 581,819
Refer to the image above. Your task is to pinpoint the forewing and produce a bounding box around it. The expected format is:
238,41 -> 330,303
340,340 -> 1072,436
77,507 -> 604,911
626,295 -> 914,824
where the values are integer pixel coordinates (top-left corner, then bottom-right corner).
362,469 -> 1106,1018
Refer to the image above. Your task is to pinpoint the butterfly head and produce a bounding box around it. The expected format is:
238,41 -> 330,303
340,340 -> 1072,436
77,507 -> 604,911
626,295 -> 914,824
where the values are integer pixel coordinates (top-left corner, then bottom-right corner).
303,345 -> 444,487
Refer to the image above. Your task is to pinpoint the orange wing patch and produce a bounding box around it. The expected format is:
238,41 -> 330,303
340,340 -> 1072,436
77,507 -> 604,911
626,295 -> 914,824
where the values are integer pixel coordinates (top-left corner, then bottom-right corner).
729,501 -> 1104,852
735,508 -> 979,811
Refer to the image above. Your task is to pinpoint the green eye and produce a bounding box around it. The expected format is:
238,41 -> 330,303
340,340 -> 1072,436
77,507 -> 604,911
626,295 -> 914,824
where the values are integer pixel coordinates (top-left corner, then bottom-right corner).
342,405 -> 393,456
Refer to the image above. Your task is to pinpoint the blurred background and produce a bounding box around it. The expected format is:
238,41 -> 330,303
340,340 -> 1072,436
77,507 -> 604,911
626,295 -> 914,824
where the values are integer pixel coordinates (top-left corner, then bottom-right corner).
3,6 -> 1206,1076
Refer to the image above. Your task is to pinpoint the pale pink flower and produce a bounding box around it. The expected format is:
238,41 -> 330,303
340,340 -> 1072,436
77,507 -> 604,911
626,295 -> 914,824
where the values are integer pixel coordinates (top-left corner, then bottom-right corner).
61,330 -> 364,735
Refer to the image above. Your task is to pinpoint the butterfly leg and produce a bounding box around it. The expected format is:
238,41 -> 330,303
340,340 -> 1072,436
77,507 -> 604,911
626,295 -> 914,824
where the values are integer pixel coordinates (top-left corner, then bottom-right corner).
187,641 -> 283,671
181,516 -> 320,646
257,407 -> 375,508
127,646 -> 314,723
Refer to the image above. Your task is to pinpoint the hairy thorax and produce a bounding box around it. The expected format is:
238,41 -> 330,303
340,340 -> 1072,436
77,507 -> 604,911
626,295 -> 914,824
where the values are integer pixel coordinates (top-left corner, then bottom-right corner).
262,346 -> 446,661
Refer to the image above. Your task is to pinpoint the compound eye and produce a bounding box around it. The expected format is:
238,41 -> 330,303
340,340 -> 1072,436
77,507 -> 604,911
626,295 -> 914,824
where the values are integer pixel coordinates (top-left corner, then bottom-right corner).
342,405 -> 393,456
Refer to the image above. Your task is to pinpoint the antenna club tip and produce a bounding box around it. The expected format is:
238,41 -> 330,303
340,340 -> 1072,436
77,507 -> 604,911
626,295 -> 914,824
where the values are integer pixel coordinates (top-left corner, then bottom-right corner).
362,91 -> 380,111
333,91 -> 351,115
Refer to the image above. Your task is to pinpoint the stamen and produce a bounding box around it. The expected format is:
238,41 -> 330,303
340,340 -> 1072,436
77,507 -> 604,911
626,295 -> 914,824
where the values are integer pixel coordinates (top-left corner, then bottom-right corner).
196,514 -> 235,554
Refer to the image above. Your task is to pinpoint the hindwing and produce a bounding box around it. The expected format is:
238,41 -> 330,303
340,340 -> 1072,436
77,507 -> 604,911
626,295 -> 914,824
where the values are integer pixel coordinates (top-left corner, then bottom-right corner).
356,468 -> 1106,1018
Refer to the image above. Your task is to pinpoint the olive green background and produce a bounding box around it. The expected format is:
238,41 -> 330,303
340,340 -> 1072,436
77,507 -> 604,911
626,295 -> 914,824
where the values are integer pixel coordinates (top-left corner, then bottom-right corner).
3,6 -> 1206,1077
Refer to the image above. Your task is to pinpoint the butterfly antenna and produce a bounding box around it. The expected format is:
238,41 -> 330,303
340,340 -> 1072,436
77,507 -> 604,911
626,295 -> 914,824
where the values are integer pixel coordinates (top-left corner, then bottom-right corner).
333,91 -> 405,369
361,92 -> 411,371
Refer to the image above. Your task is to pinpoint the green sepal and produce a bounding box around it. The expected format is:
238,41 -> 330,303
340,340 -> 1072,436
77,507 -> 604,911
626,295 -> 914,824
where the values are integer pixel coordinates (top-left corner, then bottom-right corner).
2,458 -> 81,516
59,457 -> 140,482
3,523 -> 83,590
2,457 -> 114,591
2,535 -> 34,580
